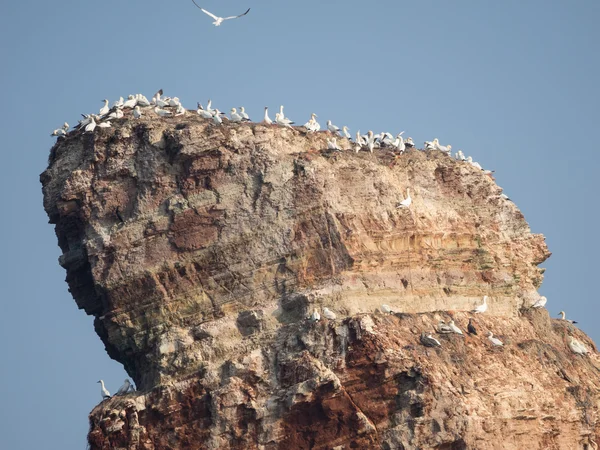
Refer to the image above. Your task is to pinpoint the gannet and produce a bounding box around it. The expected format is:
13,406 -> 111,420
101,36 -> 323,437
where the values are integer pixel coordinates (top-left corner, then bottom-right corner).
327,138 -> 341,151
531,296 -> 547,308
275,112 -> 294,128
115,379 -> 131,396
448,320 -> 463,335
133,106 -> 142,119
136,94 -> 151,107
455,150 -> 466,161
212,109 -> 223,125
197,104 -> 213,119
154,106 -> 173,117
168,97 -> 180,107
51,123 -> 68,137
367,131 -> 376,153
424,140 -> 435,150
310,308 -> 321,322
99,99 -> 109,116
472,296 -> 488,314
437,320 -> 453,334
230,107 -> 243,123
420,332 -> 441,347
156,97 -> 169,108
108,108 -> 124,119
263,107 -> 273,125
392,134 -> 405,152
487,332 -> 503,347
323,307 -> 337,320
113,97 -> 124,108
151,89 -> 163,105
85,116 -> 97,133
466,156 -> 483,170
327,120 -> 340,134
175,104 -> 186,116
98,121 -> 111,128
569,336 -> 589,355
405,137 -> 415,148
433,138 -> 452,154
396,188 -> 412,208
381,304 -> 393,314
304,113 -> 319,132
379,132 -> 394,146
205,99 -> 214,113
192,0 -> 251,26
356,131 -> 366,146
239,106 -> 250,121
97,380 -> 111,400
123,95 -> 137,109
467,318 -> 477,335
558,311 -> 578,324
342,126 -> 351,140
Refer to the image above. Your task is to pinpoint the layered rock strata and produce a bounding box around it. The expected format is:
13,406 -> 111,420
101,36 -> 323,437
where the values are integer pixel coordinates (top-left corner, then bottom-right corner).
41,113 -> 600,449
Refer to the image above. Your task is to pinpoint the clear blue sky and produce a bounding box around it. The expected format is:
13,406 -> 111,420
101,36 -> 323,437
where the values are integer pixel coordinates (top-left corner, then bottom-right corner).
1,1 -> 599,448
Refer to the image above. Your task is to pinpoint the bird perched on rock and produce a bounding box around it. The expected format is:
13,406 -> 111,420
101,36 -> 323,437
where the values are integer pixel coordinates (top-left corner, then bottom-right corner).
327,120 -> 340,134
487,332 -> 503,347
558,311 -> 578,324
239,107 -> 250,121
309,308 -> 321,322
420,332 -> 441,347
230,107 -> 243,123
397,189 -> 412,208
303,113 -> 320,132
472,296 -> 488,314
568,336 -> 589,355
381,304 -> 393,314
97,380 -> 111,400
467,318 -> 477,335
448,320 -> 463,335
342,126 -> 351,140
322,307 -> 337,320
437,320 -> 454,334
327,138 -> 341,151
154,106 -> 173,117
133,106 -> 142,119
115,379 -> 132,395
531,296 -> 547,309
263,107 -> 273,125
99,99 -> 110,116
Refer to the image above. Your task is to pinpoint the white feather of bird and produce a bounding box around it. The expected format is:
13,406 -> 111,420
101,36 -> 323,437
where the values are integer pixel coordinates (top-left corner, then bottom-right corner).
323,307 -> 337,320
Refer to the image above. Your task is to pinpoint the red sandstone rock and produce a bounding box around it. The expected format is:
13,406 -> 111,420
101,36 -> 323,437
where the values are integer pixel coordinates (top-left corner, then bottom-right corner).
41,112 -> 600,449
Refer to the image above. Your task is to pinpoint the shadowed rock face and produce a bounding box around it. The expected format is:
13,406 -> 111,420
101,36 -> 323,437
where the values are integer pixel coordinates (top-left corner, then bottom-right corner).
42,113 -> 599,449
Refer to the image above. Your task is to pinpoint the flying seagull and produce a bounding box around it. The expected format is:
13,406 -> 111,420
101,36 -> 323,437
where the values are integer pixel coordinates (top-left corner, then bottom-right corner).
191,0 -> 250,27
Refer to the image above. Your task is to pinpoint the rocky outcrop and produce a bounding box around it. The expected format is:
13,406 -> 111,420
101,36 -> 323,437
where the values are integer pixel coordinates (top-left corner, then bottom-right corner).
41,112 -> 600,449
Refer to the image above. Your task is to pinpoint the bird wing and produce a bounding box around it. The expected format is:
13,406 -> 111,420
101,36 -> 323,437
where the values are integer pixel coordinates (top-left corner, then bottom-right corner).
223,8 -> 250,20
200,8 -> 219,20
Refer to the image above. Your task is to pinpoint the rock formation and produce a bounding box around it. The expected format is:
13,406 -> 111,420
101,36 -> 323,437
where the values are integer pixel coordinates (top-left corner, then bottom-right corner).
41,113 -> 600,449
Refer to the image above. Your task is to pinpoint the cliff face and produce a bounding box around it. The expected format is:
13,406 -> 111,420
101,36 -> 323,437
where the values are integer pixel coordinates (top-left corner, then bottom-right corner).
41,113 -> 600,449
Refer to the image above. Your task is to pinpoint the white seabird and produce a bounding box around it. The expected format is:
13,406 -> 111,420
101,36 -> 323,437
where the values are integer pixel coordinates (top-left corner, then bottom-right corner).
569,336 -> 589,355
115,379 -> 132,396
192,1 -> 251,27
487,332 -> 503,347
108,108 -> 124,119
99,99 -> 109,116
303,113 -> 319,132
531,296 -> 547,309
154,106 -> 173,117
175,104 -> 186,116
197,104 -> 213,119
392,134 -> 406,152
433,138 -> 452,154
169,97 -> 181,107
212,109 -> 223,125
97,380 -> 111,400
230,107 -> 243,123
151,89 -> 163,105
420,332 -> 441,347
396,188 -> 412,208
381,304 -> 393,314
448,320 -> 463,335
113,97 -> 124,108
239,106 -> 250,121
437,320 -> 453,334
405,137 -> 415,148
98,121 -> 111,128
123,95 -> 137,109
263,107 -> 273,125
327,137 -> 341,151
366,131 -> 376,153
466,156 -> 483,170
323,307 -> 337,320
327,120 -> 340,134
558,311 -> 578,324
51,123 -> 68,137
342,126 -> 351,140
133,106 -> 142,119
472,296 -> 488,314
85,116 -> 97,133
137,94 -> 151,107
275,112 -> 294,128
310,308 -> 321,322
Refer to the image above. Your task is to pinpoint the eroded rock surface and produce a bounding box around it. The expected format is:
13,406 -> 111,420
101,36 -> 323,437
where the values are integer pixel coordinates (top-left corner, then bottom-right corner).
41,113 -> 600,449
